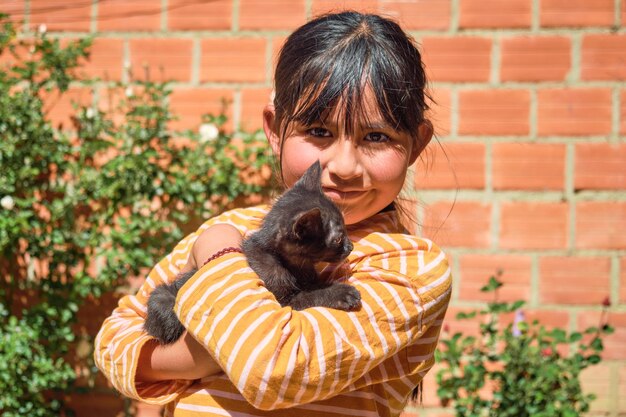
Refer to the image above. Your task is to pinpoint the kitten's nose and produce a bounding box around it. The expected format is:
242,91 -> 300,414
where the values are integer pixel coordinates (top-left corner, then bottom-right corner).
344,240 -> 353,255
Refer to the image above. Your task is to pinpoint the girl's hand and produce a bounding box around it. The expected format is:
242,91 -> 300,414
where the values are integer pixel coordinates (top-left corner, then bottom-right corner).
136,331 -> 221,382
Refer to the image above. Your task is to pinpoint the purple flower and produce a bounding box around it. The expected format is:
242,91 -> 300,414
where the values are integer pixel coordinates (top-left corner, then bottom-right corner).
512,309 -> 525,337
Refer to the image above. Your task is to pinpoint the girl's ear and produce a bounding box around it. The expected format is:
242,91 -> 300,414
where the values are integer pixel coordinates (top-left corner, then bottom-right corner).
409,120 -> 434,166
263,104 -> 281,156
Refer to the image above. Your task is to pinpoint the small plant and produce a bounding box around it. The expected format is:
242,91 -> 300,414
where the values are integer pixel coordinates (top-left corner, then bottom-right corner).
436,273 -> 613,417
0,13 -> 273,416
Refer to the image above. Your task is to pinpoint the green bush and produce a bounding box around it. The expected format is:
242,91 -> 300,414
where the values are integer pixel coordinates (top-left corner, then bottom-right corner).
0,14 -> 272,416
436,274 -> 613,417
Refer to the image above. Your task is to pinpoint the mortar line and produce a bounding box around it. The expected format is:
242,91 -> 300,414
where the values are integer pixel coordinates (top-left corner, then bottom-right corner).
616,0 -> 622,27
23,0 -> 30,31
191,37 -> 200,85
529,88 -> 537,139
450,0 -> 460,33
91,0 -> 98,33
161,0 -> 169,32
531,0 -> 540,32
612,88 -> 620,140
570,32 -> 582,82
122,39 -> 130,84
611,256 -> 620,308
232,0 -> 240,32
490,34 -> 500,85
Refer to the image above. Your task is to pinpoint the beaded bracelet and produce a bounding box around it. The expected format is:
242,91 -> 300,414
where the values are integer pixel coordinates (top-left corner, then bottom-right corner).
202,246 -> 243,266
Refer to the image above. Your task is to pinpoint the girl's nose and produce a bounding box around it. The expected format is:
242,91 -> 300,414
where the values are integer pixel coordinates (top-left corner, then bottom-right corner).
325,139 -> 363,181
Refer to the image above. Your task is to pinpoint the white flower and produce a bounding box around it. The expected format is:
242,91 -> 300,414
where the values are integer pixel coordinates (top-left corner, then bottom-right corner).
199,123 -> 219,143
1,196 -> 15,210
125,86 -> 134,97
38,24 -> 47,34
85,108 -> 95,119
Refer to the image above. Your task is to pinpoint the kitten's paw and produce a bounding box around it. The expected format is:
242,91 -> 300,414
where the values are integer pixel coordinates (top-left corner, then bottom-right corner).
328,283 -> 361,311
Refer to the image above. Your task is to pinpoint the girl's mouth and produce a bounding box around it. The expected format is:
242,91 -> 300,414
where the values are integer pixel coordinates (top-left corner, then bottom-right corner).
322,187 -> 368,201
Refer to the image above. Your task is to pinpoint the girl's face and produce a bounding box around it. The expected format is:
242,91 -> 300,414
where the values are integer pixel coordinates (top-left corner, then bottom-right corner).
264,87 -> 433,225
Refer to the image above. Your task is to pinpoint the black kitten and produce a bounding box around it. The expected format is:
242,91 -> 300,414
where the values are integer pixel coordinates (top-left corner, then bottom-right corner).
144,161 -> 361,344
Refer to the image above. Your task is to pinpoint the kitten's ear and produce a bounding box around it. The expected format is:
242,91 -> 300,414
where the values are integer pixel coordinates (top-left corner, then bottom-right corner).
295,160 -> 322,191
293,208 -> 322,239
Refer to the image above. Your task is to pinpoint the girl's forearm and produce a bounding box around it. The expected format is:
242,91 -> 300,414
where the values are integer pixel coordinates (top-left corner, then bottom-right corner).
136,331 -> 222,382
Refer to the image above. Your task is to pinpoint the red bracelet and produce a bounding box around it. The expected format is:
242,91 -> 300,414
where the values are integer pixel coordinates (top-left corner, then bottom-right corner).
203,247 -> 243,266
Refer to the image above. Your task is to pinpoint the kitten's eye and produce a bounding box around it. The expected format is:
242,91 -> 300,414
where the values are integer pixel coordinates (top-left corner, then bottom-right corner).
364,132 -> 390,143
307,127 -> 332,138
333,236 -> 342,245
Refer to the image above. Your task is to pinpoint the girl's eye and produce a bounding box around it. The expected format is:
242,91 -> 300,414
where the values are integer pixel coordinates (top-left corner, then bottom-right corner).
307,127 -> 332,138
365,132 -> 390,143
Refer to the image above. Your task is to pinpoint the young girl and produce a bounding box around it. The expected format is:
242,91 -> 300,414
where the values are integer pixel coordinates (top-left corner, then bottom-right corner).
95,11 -> 451,417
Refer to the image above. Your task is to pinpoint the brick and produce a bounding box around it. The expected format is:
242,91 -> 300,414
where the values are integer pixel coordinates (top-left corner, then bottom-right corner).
578,312 -> 626,361
239,0 -> 306,30
523,309 -> 570,330
539,256 -> 611,305
240,88 -> 273,131
576,202 -> 626,249
200,38 -> 267,83
30,0 -> 91,32
622,257 -> 626,304
540,0 -> 614,27
582,35 -> 626,81
420,37 -> 491,82
421,201 -> 491,248
459,0 -> 531,28
80,38 -> 124,81
537,88 -> 612,136
42,87 -> 93,129
2,1 -> 25,27
500,36 -> 571,82
415,142 -> 485,190
458,254 -> 532,302
426,87 -> 452,136
168,0 -> 232,30
458,90 -> 530,136
169,88 -> 235,131
98,0 -> 161,31
444,306 -> 485,338
129,39 -> 192,82
575,143 -> 626,190
581,364 -> 612,412
312,1 -> 378,17
380,0 -> 451,30
499,202 -> 568,249
492,143 -> 566,190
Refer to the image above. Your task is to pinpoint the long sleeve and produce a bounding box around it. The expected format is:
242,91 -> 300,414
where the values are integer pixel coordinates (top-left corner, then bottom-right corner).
175,230 -> 452,411
93,231 -> 197,403
93,207 -> 264,403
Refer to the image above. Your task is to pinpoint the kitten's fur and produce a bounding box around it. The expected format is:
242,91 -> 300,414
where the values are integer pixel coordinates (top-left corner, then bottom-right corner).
144,161 -> 360,345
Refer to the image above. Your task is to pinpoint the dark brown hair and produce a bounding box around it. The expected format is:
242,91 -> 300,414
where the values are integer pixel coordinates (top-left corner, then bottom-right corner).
273,11 -> 430,145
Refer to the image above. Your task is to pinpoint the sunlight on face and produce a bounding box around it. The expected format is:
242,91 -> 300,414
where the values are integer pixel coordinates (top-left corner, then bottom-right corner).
278,86 -> 419,225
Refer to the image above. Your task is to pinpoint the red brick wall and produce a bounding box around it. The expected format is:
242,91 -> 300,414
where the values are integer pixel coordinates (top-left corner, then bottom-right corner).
5,1 -> 625,416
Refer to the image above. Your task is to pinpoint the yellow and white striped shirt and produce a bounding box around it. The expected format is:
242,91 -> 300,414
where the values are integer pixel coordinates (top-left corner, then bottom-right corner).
94,205 -> 452,417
